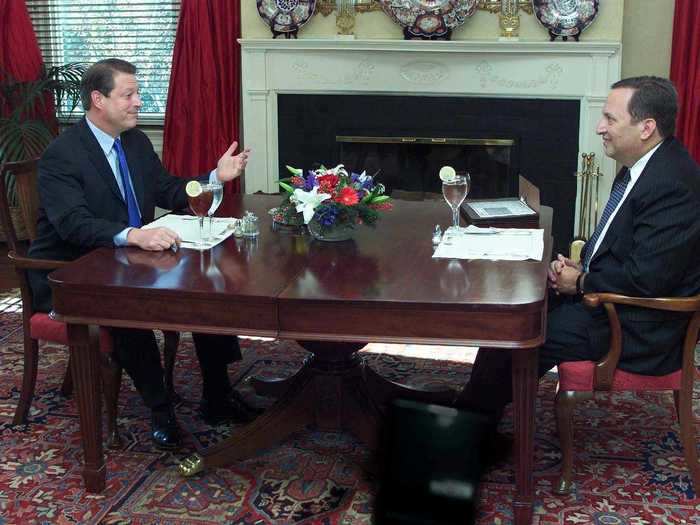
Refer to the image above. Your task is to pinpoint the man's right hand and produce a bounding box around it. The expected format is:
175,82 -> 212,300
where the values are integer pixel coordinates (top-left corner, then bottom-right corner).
547,253 -> 582,290
127,227 -> 180,251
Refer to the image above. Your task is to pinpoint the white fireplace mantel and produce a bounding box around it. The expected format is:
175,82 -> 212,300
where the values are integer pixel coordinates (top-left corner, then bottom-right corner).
240,38 -> 622,234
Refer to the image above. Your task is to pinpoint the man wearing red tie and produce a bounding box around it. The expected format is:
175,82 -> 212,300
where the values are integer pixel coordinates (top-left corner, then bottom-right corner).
455,76 -> 700,454
28,59 -> 257,449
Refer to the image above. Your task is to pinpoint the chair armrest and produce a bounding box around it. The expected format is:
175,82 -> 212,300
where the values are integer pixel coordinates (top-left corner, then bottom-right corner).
8,251 -> 70,271
582,292 -> 700,390
583,292 -> 700,313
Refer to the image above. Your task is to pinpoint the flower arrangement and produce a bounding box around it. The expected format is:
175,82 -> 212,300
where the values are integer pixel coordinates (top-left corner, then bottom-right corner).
274,164 -> 392,239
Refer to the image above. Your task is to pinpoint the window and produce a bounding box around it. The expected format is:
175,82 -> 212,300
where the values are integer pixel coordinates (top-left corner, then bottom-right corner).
26,0 -> 180,121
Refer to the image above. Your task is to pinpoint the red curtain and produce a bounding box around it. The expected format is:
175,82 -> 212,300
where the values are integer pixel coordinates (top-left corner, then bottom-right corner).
670,0 -> 700,163
0,0 -> 54,128
162,0 -> 242,194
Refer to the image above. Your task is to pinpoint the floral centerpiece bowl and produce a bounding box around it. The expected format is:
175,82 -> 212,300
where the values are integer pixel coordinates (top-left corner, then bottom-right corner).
277,164 -> 392,241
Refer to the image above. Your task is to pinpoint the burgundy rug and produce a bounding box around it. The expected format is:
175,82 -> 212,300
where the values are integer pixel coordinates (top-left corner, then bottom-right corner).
0,292 -> 699,524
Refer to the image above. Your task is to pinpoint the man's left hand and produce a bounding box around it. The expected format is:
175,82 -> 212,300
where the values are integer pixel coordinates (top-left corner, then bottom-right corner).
557,266 -> 581,295
216,141 -> 251,182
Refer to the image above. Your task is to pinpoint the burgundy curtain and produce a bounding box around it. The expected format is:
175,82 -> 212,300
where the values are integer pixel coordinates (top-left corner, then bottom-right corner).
670,0 -> 700,163
162,0 -> 242,194
0,0 -> 54,128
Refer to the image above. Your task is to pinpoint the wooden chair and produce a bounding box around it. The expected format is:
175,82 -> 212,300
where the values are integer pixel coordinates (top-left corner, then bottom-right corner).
554,292 -> 700,495
0,159 -> 180,448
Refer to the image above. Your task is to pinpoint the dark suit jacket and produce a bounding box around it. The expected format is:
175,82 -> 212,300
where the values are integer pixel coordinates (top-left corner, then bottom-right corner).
581,137 -> 700,375
28,117 -> 191,312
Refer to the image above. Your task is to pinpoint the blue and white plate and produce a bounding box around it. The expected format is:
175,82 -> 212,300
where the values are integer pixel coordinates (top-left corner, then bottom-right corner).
256,0 -> 317,36
532,0 -> 600,40
378,0 -> 478,39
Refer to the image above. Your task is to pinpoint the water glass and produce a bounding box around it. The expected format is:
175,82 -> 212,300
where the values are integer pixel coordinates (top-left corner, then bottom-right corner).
206,182 -> 224,241
442,173 -> 470,231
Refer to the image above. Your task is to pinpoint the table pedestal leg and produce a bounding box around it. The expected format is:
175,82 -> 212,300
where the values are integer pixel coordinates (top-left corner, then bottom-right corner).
180,341 -> 382,476
68,324 -> 105,492
512,349 -> 538,525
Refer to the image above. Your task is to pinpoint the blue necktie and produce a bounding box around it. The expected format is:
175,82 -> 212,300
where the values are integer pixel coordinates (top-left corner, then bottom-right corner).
113,138 -> 142,228
582,168 -> 631,271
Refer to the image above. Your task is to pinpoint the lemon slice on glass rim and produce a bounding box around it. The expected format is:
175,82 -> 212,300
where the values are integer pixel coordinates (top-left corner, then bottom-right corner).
439,166 -> 456,182
185,180 -> 202,197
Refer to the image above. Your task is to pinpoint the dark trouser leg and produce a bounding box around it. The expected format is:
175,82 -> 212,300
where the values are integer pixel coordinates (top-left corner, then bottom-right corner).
191,334 -> 241,402
455,299 -> 608,421
110,328 -> 169,410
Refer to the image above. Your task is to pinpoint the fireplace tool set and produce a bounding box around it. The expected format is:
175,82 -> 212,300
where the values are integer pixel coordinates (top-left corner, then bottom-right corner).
570,152 -> 602,263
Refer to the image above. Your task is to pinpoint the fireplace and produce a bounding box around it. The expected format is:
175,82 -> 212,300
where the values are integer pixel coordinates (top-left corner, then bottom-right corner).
240,38 -> 622,252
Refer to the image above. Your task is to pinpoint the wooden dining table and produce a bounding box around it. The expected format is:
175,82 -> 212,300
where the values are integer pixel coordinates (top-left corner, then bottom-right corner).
49,194 -> 552,525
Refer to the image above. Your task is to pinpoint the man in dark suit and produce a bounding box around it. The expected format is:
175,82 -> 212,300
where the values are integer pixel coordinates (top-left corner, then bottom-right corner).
28,58 -> 257,449
455,76 -> 700,437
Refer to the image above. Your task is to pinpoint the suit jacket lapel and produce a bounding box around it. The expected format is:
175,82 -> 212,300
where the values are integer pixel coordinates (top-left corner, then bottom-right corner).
76,118 -> 125,204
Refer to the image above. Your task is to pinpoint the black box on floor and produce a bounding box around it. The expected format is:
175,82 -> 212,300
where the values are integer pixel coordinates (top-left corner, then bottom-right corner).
373,399 -> 492,525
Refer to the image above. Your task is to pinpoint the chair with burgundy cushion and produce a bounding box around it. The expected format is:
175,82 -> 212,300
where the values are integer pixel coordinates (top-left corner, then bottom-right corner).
554,292 -> 700,495
0,159 -> 180,448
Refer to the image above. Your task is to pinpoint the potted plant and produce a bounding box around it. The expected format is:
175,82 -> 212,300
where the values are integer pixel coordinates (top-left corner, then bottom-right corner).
0,62 -> 85,239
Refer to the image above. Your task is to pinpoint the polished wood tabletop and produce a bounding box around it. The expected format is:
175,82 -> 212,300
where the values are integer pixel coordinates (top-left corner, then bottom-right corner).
49,194 -> 552,525
51,195 -> 549,345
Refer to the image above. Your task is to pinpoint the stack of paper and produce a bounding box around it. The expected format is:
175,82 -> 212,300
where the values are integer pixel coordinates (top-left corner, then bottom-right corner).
143,214 -> 237,250
432,226 -> 544,261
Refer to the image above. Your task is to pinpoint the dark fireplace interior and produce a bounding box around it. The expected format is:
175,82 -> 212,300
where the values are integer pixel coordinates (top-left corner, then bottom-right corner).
337,136 -> 515,198
278,94 -> 580,255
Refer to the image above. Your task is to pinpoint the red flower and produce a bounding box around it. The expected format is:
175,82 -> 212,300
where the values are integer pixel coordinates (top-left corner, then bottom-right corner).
290,176 -> 305,187
334,186 -> 360,206
317,174 -> 339,194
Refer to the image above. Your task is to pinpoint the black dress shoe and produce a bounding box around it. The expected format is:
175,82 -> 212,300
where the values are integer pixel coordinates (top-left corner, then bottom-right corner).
151,408 -> 180,450
230,389 -> 264,416
200,397 -> 258,426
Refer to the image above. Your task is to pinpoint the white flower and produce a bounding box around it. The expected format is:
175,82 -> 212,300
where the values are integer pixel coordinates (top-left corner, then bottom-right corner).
293,187 -> 331,224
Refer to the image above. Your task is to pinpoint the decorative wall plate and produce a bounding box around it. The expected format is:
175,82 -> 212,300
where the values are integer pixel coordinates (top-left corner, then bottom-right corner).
256,0 -> 317,38
378,0 -> 478,40
532,0 -> 600,41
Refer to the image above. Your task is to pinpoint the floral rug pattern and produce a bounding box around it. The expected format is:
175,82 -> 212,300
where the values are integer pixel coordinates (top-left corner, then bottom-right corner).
0,292 -> 699,524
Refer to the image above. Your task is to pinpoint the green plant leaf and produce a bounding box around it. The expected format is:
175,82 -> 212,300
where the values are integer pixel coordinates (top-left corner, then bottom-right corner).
0,118 -> 53,163
278,181 -> 295,193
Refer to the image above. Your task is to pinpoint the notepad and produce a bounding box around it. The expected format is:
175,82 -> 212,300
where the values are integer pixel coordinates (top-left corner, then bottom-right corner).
143,214 -> 236,250
432,226 -> 544,261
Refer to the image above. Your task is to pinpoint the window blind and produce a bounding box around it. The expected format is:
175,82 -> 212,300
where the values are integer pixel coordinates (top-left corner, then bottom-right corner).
26,0 -> 181,120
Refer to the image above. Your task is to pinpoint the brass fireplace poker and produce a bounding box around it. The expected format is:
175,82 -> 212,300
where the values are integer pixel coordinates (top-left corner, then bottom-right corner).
570,152 -> 602,263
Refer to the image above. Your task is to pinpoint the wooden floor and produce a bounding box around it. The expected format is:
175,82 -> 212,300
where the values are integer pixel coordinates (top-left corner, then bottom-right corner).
0,244 -> 21,293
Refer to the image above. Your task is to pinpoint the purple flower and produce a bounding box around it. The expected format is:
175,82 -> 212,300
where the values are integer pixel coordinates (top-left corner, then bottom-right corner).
304,172 -> 317,191
316,204 -> 339,226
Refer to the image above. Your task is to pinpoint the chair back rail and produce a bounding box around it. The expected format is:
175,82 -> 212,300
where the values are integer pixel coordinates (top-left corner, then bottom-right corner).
0,159 -> 40,252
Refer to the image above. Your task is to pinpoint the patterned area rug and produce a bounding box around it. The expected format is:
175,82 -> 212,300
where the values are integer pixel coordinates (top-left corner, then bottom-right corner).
1,291 -> 699,524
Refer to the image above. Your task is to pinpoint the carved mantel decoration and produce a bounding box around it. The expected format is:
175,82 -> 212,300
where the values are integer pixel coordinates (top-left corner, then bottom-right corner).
477,0 -> 533,38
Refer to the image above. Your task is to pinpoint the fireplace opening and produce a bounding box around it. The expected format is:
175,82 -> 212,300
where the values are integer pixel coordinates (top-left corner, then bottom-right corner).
278,94 -> 579,254
337,135 -> 515,200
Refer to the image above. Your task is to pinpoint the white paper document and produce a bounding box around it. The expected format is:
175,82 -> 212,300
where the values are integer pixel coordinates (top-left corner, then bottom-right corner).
432,226 -> 544,261
143,214 -> 236,250
467,198 -> 537,218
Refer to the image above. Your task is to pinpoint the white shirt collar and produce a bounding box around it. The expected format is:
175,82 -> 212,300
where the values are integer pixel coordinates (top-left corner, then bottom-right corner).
627,141 -> 663,183
85,115 -> 119,156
